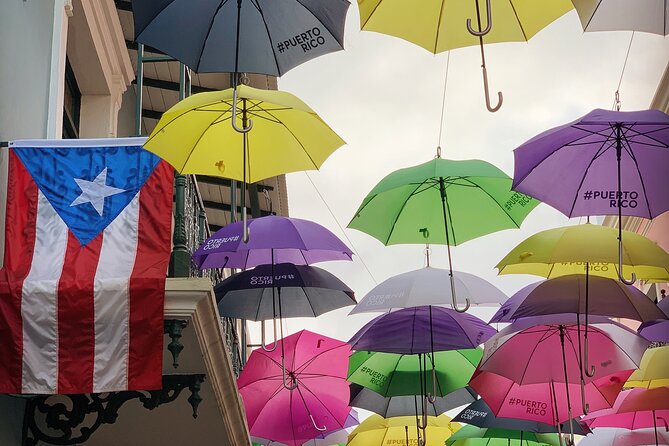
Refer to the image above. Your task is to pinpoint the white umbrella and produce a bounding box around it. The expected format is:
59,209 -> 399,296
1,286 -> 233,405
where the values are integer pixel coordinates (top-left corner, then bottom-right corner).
578,427 -> 669,446
572,0 -> 669,35
349,267 -> 507,315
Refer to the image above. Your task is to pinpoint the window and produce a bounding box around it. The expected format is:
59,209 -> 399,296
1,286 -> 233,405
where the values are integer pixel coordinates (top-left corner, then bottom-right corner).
62,58 -> 81,139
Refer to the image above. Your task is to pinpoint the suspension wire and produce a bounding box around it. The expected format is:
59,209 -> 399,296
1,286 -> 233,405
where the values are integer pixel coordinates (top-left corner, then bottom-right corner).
612,32 -> 635,111
304,171 -> 378,285
437,52 -> 451,148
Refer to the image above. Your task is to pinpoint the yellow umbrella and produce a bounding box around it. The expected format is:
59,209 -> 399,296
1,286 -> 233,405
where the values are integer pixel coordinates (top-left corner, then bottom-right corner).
358,0 -> 573,112
626,346 -> 669,389
347,414 -> 459,446
496,224 -> 669,281
144,85 -> 344,182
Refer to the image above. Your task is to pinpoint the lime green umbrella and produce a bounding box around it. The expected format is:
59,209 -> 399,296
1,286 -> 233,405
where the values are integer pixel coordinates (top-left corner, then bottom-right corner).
446,426 -> 560,446
348,349 -> 482,397
348,156 -> 538,311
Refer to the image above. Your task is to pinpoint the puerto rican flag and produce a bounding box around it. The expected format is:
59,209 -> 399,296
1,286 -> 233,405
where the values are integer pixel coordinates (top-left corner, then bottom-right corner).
0,138 -> 173,394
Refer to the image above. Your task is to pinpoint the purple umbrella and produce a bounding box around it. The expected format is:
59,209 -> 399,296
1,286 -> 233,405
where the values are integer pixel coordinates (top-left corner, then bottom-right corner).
192,215 -> 353,269
513,108 -> 669,285
638,319 -> 669,343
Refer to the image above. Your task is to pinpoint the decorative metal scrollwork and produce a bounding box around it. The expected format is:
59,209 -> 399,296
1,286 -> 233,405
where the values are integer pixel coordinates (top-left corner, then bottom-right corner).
22,374 -> 205,446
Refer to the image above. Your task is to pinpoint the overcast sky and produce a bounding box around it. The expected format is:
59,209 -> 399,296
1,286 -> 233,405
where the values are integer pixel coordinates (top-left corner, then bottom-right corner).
248,7 -> 669,345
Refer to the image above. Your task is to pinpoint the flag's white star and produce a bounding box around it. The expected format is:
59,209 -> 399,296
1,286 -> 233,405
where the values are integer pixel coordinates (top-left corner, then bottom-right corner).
70,167 -> 125,216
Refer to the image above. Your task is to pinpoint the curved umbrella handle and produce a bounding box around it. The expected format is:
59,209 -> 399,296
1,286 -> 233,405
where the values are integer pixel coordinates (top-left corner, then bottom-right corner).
231,88 -> 253,133
467,0 -> 493,36
419,425 -> 427,446
618,238 -> 636,285
658,415 -> 669,432
242,206 -> 249,243
450,274 -> 471,313
309,414 -> 326,431
261,318 -> 278,352
583,339 -> 596,378
282,356 -> 298,391
482,65 -> 503,113
580,380 -> 589,415
426,364 -> 437,403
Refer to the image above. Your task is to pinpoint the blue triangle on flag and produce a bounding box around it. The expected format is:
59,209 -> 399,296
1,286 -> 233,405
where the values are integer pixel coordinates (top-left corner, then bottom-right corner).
14,144 -> 161,246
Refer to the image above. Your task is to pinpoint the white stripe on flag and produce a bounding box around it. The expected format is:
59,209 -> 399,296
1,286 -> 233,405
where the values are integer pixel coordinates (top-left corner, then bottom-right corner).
21,191 -> 68,393
92,192 -> 140,392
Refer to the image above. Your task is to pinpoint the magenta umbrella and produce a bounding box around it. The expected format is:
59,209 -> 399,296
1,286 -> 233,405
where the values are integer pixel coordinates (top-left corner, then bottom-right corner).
238,330 -> 352,446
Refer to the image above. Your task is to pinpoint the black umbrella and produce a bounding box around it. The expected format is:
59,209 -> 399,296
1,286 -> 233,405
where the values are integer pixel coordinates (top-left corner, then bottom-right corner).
452,399 -> 591,436
215,263 -> 356,320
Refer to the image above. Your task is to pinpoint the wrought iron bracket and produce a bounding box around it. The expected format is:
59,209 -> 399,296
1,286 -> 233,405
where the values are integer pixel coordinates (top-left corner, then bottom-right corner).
22,374 -> 205,446
164,319 -> 189,368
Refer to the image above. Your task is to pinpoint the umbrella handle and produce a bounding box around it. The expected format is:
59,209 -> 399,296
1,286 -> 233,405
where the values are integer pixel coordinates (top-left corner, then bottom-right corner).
617,238 -> 636,285
310,414 -> 326,431
242,206 -> 249,243
260,318 -> 278,352
580,380 -> 589,415
481,65 -> 503,113
583,339 -> 596,378
232,88 -> 253,133
450,274 -> 471,313
658,416 -> 669,432
282,358 -> 298,391
467,0 -> 493,36
426,365 -> 437,403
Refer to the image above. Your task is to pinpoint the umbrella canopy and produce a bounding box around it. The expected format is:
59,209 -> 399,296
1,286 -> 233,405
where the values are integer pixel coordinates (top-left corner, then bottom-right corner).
192,215 -> 353,269
626,346 -> 669,389
659,297 -> 669,316
237,330 -> 351,446
215,263 -> 356,321
445,425 -> 560,446
478,315 -> 649,385
489,275 -> 666,323
582,387 -> 669,429
469,369 -> 633,424
347,349 -> 482,396
349,384 -> 477,418
347,414 -> 459,446
350,267 -> 508,315
638,319 -> 669,343
358,0 -> 572,53
133,0 -> 350,75
571,0 -> 669,35
348,158 -> 538,246
513,109 -> 669,219
578,427 -> 669,446
452,399 -> 590,435
495,224 -> 669,281
251,409 -> 357,445
143,86 -> 345,182
348,305 -> 496,354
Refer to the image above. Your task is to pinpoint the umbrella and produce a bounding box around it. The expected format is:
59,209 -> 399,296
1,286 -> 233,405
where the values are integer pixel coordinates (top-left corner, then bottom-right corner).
578,427 -> 669,446
452,399 -> 590,435
347,349 -> 482,397
251,409 -> 358,446
349,383 -> 478,418
349,267 -> 508,315
489,275 -> 666,324
144,86 -> 345,238
237,330 -> 351,446
348,157 -> 538,311
347,413 -> 459,446
133,0 -> 349,76
638,319 -> 669,343
659,296 -> 669,316
512,109 -> 669,284
215,263 -> 356,321
348,305 -> 496,354
358,0 -> 572,111
582,388 -> 669,446
445,425 -> 560,446
626,346 -> 669,389
571,1 -> 669,35
194,215 -> 351,353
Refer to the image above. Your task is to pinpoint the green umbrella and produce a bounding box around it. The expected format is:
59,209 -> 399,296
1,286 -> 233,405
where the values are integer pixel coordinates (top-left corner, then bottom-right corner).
446,426 -> 561,446
347,349 -> 482,397
348,156 -> 538,311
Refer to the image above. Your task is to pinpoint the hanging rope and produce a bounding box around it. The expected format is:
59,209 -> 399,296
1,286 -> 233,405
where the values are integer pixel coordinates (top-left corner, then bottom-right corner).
612,32 -> 635,111
437,52 -> 451,150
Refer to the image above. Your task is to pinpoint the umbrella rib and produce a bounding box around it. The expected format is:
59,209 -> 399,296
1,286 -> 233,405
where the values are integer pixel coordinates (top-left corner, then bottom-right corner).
135,0 -> 180,36
295,344 -> 350,374
375,353 -> 405,397
384,181 -> 429,245
251,0 -> 282,75
618,123 -> 669,148
295,0 -> 347,47
567,133 -> 616,216
261,106 -> 322,171
295,380 -> 347,432
583,0 -> 604,30
179,108 -> 230,172
193,0 -> 227,73
461,177 -> 523,228
508,1 -> 529,41
143,106 -> 206,147
621,129 -> 653,218
433,0 -> 447,53
360,0 -> 384,29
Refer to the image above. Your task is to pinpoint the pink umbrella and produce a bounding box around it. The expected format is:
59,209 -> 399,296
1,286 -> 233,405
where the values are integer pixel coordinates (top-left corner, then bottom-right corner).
582,388 -> 669,445
578,428 -> 669,446
238,330 -> 352,446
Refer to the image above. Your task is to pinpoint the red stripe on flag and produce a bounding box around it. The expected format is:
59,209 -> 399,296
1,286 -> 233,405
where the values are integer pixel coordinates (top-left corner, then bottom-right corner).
0,151 -> 38,393
128,161 -> 173,390
57,233 -> 102,393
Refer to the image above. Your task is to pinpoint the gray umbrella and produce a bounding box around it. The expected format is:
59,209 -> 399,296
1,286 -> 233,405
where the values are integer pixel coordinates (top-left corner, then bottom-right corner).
215,263 -> 355,321
349,383 -> 477,418
349,267 -> 508,315
133,0 -> 350,76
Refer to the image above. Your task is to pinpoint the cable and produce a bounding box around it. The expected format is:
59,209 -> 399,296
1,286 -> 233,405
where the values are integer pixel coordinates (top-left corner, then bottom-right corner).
612,32 -> 635,111
303,171 -> 378,285
437,52 -> 451,148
